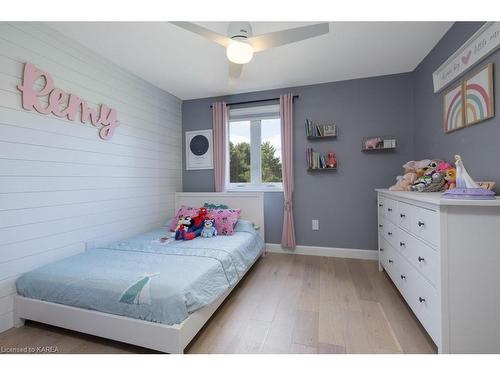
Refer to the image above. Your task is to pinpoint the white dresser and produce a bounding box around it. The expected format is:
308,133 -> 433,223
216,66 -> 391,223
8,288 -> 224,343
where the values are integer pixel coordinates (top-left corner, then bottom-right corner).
377,189 -> 500,353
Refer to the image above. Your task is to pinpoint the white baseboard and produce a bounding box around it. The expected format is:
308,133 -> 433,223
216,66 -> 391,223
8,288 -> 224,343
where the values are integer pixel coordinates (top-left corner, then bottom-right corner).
265,243 -> 378,260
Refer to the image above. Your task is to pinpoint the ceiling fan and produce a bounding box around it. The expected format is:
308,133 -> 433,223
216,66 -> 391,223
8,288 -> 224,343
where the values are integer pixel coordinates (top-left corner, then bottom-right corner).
170,22 -> 330,80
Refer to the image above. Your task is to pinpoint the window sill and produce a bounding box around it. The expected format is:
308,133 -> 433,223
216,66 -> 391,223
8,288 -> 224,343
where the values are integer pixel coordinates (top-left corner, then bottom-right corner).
227,184 -> 283,193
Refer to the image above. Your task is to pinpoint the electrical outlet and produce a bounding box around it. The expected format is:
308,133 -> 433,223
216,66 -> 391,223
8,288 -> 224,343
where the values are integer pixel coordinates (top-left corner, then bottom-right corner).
312,219 -> 319,231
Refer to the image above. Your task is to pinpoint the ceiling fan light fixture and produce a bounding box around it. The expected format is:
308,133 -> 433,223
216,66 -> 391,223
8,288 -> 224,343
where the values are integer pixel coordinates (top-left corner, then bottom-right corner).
226,40 -> 253,64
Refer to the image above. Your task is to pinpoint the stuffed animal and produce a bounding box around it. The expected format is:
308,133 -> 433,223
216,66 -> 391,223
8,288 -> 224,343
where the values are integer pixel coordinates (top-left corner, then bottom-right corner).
436,161 -> 453,174
423,159 -> 443,176
175,216 -> 199,240
174,216 -> 185,232
192,207 -> 208,228
200,218 -> 217,238
174,216 -> 189,240
364,137 -> 382,149
389,172 -> 418,191
402,159 -> 431,177
411,172 -> 447,192
444,167 -> 456,189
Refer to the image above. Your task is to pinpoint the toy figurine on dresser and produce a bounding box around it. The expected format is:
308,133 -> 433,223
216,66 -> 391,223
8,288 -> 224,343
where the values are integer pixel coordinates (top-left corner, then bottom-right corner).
443,155 -> 495,199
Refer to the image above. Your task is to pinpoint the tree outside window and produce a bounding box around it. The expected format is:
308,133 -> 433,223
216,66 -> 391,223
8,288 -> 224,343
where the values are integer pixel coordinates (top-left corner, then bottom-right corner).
229,115 -> 282,190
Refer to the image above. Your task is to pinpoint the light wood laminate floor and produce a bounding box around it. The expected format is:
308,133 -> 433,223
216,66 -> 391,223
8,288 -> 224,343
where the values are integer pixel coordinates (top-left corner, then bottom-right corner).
0,253 -> 436,354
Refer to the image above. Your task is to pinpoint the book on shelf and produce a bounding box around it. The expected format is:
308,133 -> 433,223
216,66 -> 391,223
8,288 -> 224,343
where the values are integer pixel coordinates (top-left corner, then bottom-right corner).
305,120 -> 336,138
306,148 -> 336,170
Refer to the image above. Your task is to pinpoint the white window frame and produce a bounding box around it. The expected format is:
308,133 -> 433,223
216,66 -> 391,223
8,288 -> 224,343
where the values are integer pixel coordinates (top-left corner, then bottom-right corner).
227,105 -> 283,192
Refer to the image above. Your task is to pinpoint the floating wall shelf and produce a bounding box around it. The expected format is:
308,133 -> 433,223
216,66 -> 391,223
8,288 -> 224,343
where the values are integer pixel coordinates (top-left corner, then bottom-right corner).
362,135 -> 397,151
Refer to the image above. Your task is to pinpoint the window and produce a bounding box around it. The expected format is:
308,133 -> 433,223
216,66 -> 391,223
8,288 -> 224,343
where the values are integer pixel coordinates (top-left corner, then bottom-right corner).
228,105 -> 282,191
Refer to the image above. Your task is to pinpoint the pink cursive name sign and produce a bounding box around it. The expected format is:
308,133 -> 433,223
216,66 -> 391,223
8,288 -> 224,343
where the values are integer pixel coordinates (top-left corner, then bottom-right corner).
17,62 -> 119,140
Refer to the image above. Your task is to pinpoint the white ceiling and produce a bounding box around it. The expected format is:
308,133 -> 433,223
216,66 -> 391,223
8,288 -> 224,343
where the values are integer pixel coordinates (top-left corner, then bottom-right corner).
47,22 -> 453,100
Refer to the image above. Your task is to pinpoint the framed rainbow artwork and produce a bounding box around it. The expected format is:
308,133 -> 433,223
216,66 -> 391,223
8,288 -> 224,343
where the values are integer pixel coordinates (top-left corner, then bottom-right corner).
443,83 -> 465,133
464,63 -> 494,126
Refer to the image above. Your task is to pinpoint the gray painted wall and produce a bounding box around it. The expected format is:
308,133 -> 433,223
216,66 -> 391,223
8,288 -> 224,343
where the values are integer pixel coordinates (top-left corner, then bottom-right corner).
414,22 -> 500,193
182,73 -> 415,249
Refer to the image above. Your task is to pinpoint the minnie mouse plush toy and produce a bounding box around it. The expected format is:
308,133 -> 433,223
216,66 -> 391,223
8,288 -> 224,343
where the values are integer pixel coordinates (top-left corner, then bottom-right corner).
175,207 -> 210,241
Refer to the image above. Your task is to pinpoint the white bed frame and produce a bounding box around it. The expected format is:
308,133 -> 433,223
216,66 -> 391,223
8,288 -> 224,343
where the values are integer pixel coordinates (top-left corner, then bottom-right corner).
14,192 -> 265,354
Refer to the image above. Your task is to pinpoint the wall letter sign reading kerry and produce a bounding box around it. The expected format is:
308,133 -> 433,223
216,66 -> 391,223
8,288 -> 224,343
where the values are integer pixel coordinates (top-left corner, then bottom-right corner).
433,22 -> 500,93
17,62 -> 119,140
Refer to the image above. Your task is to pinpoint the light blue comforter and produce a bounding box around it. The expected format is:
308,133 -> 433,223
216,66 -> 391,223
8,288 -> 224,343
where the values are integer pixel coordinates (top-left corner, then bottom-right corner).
16,220 -> 263,325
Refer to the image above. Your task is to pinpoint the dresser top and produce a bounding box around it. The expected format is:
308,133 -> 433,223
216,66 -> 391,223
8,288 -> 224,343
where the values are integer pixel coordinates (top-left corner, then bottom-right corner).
376,189 -> 500,207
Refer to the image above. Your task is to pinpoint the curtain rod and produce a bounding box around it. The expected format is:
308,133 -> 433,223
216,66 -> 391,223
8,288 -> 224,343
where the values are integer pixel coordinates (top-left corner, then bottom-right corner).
209,95 -> 299,108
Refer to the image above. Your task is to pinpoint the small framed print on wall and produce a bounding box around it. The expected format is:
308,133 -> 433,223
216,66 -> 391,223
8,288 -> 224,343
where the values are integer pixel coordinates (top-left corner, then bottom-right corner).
185,129 -> 213,170
443,83 -> 465,133
464,63 -> 494,126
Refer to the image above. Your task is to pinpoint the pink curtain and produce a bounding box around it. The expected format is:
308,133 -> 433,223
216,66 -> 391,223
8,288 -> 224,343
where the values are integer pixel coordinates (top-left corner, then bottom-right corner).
280,94 -> 296,249
212,101 -> 228,192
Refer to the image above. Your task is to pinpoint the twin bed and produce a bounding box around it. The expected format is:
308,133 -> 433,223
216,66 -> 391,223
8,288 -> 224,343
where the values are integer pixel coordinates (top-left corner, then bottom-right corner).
13,192 -> 265,353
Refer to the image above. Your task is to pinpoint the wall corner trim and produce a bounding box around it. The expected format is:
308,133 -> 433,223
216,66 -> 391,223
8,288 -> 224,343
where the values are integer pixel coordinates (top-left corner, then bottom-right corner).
265,243 -> 378,260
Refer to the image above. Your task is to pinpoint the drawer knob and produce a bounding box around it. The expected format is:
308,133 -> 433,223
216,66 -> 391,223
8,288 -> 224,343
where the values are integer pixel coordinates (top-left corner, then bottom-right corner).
400,274 -> 406,280
379,248 -> 384,252
379,224 -> 383,228
400,213 -> 406,218
387,208 -> 393,212
418,221 -> 425,227
388,259 -> 393,264
379,204 -> 383,207
399,241 -> 405,247
418,256 -> 425,262
419,297 -> 426,303
387,232 -> 393,236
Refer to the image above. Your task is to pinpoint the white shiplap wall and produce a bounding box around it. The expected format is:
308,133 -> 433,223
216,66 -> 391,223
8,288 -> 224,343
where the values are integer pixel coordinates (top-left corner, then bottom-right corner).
0,22 -> 182,332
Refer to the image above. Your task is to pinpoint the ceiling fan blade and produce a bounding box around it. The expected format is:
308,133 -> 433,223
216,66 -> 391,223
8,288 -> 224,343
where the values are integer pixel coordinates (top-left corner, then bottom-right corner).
229,62 -> 243,80
247,23 -> 329,52
170,22 -> 232,48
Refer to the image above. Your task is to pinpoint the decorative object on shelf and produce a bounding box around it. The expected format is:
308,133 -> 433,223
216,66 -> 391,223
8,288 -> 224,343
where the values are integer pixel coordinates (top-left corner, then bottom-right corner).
362,136 -> 396,151
326,152 -> 337,168
464,63 -> 494,126
443,83 -> 465,133
443,155 -> 495,199
185,129 -> 213,170
306,147 -> 337,171
305,119 -> 337,139
433,22 -> 500,93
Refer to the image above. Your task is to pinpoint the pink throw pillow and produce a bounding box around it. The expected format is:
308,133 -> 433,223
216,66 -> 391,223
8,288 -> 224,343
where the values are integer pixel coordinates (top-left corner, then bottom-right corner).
207,208 -> 241,235
169,206 -> 200,231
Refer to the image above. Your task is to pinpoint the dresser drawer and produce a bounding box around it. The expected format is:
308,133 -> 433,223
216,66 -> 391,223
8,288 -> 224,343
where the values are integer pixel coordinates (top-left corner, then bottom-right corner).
409,205 -> 439,247
402,258 -> 441,346
395,200 -> 412,231
378,196 -> 387,217
398,229 -> 439,287
381,241 -> 400,284
381,219 -> 398,249
384,198 -> 398,223
379,237 -> 389,269
380,239 -> 441,346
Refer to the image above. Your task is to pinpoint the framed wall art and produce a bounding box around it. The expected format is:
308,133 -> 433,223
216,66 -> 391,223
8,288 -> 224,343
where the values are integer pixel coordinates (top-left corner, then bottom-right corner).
185,129 -> 213,170
464,63 -> 494,126
443,83 -> 465,133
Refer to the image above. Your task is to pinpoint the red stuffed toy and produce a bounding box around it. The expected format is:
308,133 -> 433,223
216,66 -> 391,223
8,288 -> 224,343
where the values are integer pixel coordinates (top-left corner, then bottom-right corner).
175,208 -> 209,241
192,207 -> 208,228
